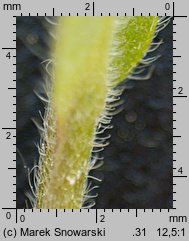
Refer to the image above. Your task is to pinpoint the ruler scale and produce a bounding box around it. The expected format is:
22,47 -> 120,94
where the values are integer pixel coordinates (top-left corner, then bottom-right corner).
0,0 -> 189,240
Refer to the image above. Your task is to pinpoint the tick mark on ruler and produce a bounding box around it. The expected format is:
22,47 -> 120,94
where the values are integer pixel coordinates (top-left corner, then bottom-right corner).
173,175 -> 188,178
174,16 -> 187,18
173,95 -> 187,98
95,209 -> 98,223
2,127 -> 16,130
2,48 -> 16,50
173,2 -> 175,19
92,2 -> 95,16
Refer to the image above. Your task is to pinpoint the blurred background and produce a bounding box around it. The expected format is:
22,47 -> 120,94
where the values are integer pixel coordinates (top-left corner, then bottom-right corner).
16,17 -> 173,209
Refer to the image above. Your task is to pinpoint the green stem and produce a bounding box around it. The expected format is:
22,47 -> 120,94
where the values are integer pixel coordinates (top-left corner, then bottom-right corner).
35,16 -> 158,209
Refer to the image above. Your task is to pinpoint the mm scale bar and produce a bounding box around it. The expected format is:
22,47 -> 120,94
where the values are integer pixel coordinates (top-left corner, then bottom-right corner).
1,14 -> 16,210
172,12 -> 188,218
1,2 -> 187,17
0,208 -> 187,240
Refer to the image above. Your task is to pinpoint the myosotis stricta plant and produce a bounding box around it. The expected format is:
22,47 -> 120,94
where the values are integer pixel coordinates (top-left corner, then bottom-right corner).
31,16 -> 170,209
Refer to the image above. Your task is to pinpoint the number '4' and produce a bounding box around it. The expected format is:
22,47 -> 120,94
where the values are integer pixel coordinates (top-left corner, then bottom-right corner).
6,52 -> 11,59
178,167 -> 183,174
